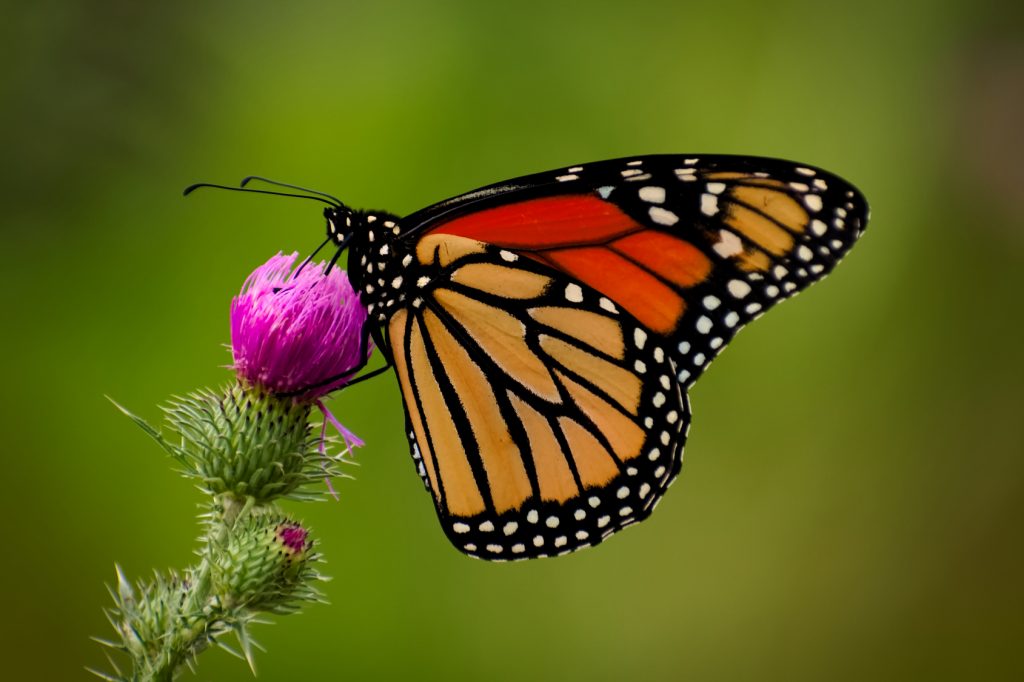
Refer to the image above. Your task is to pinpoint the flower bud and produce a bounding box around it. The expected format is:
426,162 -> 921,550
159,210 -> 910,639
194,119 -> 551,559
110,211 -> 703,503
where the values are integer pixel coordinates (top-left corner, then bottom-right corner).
105,567 -> 200,675
210,515 -> 321,614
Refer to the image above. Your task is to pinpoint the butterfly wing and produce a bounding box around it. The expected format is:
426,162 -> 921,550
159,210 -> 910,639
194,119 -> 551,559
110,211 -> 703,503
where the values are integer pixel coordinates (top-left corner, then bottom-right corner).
388,234 -> 689,560
407,154 -> 869,388
392,155 -> 868,559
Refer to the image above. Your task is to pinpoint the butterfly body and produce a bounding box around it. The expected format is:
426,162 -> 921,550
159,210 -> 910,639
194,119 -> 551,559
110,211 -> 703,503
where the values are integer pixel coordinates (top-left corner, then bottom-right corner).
331,209 -> 413,323
224,155 -> 869,561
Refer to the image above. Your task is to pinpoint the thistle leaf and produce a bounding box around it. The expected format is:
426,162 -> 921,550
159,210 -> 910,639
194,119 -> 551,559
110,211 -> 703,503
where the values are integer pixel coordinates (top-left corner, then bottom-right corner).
107,397 -> 189,465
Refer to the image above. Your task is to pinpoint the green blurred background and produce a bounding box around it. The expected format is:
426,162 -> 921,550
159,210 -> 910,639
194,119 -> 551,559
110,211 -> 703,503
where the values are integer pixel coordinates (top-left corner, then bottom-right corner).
2,0 -> 1022,679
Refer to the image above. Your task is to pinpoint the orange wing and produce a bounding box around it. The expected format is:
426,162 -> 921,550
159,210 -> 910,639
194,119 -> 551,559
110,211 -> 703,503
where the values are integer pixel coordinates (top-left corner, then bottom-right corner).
390,155 -> 868,559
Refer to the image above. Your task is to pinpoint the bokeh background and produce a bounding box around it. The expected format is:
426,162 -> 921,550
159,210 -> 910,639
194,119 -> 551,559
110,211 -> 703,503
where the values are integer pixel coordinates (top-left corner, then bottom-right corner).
2,1 -> 1022,680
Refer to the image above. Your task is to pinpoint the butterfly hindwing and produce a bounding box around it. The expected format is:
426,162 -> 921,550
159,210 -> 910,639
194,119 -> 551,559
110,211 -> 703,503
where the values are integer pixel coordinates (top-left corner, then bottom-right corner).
387,235 -> 690,560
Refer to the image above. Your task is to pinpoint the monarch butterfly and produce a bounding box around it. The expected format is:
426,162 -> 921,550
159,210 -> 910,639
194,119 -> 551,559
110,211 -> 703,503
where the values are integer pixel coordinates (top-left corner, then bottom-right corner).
188,155 -> 868,561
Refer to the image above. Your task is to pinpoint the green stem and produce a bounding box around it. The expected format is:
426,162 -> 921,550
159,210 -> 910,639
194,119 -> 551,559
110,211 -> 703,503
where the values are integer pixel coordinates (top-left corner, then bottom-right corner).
141,495 -> 255,682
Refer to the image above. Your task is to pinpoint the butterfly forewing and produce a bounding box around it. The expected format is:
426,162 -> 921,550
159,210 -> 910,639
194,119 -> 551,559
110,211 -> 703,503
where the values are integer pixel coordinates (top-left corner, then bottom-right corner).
412,155 -> 868,388
387,235 -> 690,559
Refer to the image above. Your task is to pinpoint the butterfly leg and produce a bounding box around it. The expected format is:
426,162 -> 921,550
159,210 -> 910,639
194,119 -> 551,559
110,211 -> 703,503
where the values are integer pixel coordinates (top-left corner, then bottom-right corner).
337,323 -> 396,388
277,321 -> 389,397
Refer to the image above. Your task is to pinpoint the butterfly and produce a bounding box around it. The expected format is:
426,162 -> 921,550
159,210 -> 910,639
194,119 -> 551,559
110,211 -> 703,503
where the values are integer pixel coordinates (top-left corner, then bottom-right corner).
188,155 -> 869,561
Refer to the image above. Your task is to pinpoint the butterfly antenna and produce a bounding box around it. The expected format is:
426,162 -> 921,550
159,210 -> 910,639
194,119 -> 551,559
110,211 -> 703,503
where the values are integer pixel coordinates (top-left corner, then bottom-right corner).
294,237 -> 331,279
182,183 -> 337,206
240,176 -> 343,206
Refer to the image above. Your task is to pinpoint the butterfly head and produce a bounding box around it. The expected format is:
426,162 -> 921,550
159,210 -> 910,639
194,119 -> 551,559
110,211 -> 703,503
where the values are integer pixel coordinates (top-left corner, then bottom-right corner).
324,204 -> 357,248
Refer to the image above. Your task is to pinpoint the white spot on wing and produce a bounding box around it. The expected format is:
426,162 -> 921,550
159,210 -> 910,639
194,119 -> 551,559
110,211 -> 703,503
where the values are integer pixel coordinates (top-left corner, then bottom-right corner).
649,206 -> 678,225
565,283 -> 583,302
701,193 -> 719,216
639,186 -> 666,204
713,230 -> 743,258
727,279 -> 751,298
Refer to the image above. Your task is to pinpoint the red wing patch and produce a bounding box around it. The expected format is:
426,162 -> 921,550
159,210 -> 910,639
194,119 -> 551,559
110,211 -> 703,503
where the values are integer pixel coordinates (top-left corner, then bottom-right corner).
428,195 -> 711,335
431,195 -> 640,247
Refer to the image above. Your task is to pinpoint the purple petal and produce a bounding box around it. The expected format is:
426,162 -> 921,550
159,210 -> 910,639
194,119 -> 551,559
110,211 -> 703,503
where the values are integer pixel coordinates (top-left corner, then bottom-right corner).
230,252 -> 371,399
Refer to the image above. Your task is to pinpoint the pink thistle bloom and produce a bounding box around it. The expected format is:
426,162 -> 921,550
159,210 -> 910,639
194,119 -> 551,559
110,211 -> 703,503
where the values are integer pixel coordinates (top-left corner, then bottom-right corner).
231,252 -> 370,401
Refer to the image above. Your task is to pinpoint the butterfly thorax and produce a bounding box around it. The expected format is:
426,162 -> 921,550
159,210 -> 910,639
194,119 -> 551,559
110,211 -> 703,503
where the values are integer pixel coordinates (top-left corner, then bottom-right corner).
342,209 -> 417,323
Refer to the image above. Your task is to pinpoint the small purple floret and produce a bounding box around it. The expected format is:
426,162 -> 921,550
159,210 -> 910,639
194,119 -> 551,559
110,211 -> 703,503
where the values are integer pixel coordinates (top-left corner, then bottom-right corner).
231,252 -> 370,400
276,523 -> 310,553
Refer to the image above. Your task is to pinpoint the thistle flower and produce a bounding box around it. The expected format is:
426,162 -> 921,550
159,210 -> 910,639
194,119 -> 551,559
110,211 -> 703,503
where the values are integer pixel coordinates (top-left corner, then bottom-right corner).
113,252 -> 369,504
100,251 -> 365,681
231,251 -> 370,400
